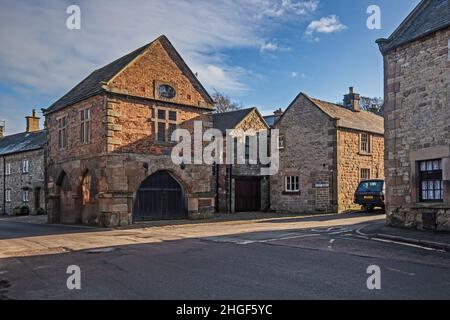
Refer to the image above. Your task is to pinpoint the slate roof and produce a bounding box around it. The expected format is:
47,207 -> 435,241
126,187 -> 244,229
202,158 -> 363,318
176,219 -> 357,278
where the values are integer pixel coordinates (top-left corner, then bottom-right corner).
263,115 -> 276,128
0,130 -> 46,156
377,0 -> 450,54
45,35 -> 214,115
303,94 -> 384,135
213,108 -> 266,133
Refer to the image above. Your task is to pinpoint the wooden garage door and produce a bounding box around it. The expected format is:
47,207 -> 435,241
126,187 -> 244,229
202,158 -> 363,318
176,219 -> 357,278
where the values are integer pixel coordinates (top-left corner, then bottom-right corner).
235,178 -> 261,212
133,171 -> 187,221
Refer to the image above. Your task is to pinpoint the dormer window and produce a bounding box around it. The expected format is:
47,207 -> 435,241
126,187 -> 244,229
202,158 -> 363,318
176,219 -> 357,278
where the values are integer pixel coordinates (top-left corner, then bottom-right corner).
158,84 -> 176,99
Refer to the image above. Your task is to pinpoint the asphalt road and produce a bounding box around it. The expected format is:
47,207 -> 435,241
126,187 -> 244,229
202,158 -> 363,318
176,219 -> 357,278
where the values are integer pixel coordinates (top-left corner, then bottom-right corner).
0,216 -> 449,300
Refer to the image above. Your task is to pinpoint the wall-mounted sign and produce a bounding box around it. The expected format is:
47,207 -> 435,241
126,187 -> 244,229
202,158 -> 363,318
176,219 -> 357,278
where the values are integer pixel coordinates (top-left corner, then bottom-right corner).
315,182 -> 330,188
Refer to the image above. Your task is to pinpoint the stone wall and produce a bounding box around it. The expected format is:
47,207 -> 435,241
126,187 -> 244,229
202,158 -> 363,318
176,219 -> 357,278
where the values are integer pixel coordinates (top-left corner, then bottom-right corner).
382,27 -> 450,231
271,94 -> 338,213
108,39 -> 211,109
337,128 -> 385,212
0,149 -> 45,215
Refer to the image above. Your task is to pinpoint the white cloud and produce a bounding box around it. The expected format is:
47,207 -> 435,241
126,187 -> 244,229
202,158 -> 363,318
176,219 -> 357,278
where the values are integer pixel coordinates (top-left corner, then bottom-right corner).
290,71 -> 306,78
0,0 -> 320,134
260,41 -> 279,53
305,15 -> 347,40
258,0 -> 319,18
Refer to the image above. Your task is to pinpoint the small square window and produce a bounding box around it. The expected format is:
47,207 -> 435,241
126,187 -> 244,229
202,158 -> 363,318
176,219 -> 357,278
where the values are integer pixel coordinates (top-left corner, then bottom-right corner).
158,110 -> 166,120
169,111 -> 177,121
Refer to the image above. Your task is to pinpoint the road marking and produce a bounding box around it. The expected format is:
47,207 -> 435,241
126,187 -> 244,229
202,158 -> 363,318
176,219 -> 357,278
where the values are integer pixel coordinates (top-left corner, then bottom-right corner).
208,234 -> 320,245
372,237 -> 442,252
387,267 -> 415,276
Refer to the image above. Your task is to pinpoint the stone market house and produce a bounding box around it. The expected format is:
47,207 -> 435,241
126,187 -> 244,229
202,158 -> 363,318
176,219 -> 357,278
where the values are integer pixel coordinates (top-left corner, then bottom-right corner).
377,0 -> 450,231
44,35 -> 217,227
213,108 -> 270,213
271,88 -> 385,213
0,111 -> 46,215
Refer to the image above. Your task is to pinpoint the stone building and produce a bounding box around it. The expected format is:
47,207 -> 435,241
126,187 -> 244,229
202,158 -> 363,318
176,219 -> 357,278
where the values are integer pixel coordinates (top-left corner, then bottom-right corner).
271,88 -> 384,213
0,111 -> 46,215
44,35 -> 216,226
377,0 -> 450,231
213,107 -> 270,213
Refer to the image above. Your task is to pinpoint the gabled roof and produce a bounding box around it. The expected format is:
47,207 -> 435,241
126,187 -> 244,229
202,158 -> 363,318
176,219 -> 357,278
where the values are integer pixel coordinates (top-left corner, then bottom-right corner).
45,35 -> 214,115
377,0 -> 450,54
213,108 -> 268,133
0,130 -> 46,156
279,92 -> 384,135
303,94 -> 384,135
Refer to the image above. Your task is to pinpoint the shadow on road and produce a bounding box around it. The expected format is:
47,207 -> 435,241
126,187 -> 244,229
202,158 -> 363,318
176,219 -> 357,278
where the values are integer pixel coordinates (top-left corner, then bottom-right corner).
0,220 -> 104,240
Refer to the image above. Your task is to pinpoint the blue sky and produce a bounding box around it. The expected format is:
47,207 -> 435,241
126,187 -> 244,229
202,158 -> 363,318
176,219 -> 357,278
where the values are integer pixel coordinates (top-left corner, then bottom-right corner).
0,0 -> 419,134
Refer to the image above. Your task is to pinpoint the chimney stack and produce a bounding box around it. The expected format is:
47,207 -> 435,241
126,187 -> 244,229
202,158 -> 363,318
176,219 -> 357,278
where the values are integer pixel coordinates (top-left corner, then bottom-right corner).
0,120 -> 4,139
343,87 -> 361,112
26,109 -> 40,133
273,108 -> 283,122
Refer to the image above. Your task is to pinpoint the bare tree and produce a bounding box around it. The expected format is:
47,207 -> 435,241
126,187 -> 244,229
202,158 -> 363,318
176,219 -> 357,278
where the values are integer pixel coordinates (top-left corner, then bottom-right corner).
212,90 -> 242,113
360,97 -> 384,116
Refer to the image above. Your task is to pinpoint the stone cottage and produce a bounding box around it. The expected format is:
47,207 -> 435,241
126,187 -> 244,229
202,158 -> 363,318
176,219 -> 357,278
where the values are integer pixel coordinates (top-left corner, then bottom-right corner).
44,35 -> 216,226
213,107 -> 270,213
271,88 -> 384,213
0,111 -> 46,215
377,0 -> 450,231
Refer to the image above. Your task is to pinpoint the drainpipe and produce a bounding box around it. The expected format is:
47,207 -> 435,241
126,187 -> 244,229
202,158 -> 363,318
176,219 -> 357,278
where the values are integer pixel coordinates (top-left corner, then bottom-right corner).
2,156 -> 5,215
228,164 -> 233,213
215,163 -> 219,213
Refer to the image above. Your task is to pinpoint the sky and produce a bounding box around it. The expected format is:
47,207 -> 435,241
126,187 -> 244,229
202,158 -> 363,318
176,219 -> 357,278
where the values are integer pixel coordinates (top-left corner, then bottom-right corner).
0,0 -> 420,135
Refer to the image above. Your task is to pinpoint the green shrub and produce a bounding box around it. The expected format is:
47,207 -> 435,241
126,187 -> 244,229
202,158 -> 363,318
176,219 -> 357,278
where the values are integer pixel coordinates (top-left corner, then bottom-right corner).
12,206 -> 21,216
19,206 -> 30,216
36,208 -> 46,215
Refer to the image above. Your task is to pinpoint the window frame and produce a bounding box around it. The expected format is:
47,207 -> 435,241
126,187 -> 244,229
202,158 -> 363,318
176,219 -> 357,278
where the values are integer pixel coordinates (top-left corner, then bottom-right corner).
153,107 -> 178,143
5,189 -> 11,202
57,115 -> 69,150
5,163 -> 11,176
360,132 -> 371,154
285,176 -> 300,193
22,189 -> 29,203
80,108 -> 91,144
418,159 -> 443,203
22,160 -> 29,174
360,168 -> 371,181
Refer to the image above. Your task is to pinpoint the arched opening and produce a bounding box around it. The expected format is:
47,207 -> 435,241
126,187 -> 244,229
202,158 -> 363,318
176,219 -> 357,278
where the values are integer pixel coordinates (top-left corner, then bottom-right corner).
55,170 -> 80,223
81,171 -> 91,206
133,170 -> 187,221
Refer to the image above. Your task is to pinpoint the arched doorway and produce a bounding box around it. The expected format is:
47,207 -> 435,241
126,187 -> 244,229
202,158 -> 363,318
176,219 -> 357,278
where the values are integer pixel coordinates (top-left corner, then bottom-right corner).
133,171 -> 187,221
56,171 -> 80,223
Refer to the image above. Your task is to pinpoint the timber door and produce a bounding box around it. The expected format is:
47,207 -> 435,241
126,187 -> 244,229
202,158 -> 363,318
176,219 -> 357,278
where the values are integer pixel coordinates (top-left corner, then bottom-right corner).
235,178 -> 261,212
133,171 -> 187,221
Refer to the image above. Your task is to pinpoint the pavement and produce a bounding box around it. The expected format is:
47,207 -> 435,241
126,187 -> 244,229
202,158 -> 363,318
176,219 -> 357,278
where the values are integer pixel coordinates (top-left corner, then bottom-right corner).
357,221 -> 450,251
0,211 -> 449,299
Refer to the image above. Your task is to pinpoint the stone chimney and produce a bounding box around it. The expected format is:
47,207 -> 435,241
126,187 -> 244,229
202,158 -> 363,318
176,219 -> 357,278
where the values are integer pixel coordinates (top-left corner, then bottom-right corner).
0,120 -> 4,139
26,109 -> 40,133
273,108 -> 283,122
343,87 -> 361,112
